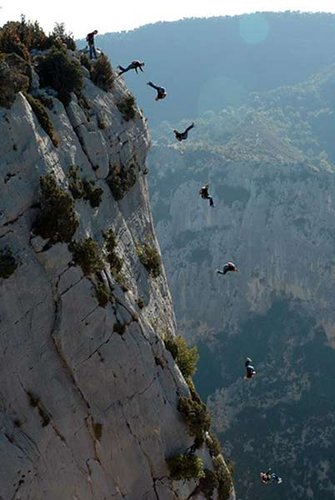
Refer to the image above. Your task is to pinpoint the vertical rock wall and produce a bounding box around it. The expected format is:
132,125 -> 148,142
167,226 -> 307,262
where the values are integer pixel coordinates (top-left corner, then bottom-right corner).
0,61 -> 219,499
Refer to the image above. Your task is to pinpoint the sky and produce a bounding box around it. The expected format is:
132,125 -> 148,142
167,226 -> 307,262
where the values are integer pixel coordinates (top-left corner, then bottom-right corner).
1,0 -> 335,38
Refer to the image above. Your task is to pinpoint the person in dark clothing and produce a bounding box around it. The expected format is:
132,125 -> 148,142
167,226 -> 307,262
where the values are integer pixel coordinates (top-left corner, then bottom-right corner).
271,472 -> 283,484
244,357 -> 256,379
118,60 -> 145,76
217,262 -> 238,275
86,30 -> 98,59
260,469 -> 282,484
199,184 -> 214,207
173,123 -> 195,141
147,81 -> 167,100
260,471 -> 271,484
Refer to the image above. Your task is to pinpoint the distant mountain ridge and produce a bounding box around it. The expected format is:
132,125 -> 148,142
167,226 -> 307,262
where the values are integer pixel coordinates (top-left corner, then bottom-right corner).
91,12 -> 335,124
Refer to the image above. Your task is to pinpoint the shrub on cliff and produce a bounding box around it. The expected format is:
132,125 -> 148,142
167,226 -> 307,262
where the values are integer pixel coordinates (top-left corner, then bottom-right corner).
48,23 -> 76,51
24,93 -> 59,146
199,469 -> 219,499
166,453 -> 205,481
116,94 -> 136,121
213,456 -> 234,500
94,279 -> 111,307
0,247 -> 18,278
0,54 -> 30,108
164,335 -> 199,378
82,180 -> 103,208
68,166 -> 103,207
34,173 -> 79,243
0,20 -> 33,60
136,242 -> 161,277
178,396 -> 211,441
107,162 -> 137,201
37,48 -> 83,104
103,228 -> 123,276
90,54 -> 114,91
0,18 -> 75,60
206,432 -> 222,458
69,237 -> 104,275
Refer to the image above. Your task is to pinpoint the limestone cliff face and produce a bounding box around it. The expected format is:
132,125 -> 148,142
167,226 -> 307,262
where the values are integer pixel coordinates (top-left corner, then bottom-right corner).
149,143 -> 335,499
0,54 -> 224,499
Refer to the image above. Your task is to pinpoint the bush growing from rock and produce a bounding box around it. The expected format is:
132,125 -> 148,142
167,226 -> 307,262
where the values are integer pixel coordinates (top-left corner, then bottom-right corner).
37,48 -> 83,104
95,280 -> 110,307
178,396 -> 211,442
68,165 -> 84,199
113,322 -> 126,335
0,247 -> 18,278
166,453 -> 204,481
82,179 -> 103,208
0,17 -> 70,62
103,228 -> 123,276
0,21 -> 31,60
90,54 -> 114,91
0,54 -> 30,108
136,243 -> 161,277
199,469 -> 219,499
80,53 -> 91,72
68,166 -> 103,207
69,237 -> 104,276
35,94 -> 54,109
34,173 -> 79,243
206,432 -> 222,458
49,23 -> 76,51
164,335 -> 198,378
136,296 -> 145,309
107,162 -> 137,201
24,93 -> 59,146
116,93 -> 136,121
213,456 -> 233,500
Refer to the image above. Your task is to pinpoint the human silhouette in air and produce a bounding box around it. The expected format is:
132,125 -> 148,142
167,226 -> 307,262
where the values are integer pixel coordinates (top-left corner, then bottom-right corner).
118,60 -> 145,76
260,469 -> 282,484
147,81 -> 167,100
244,357 -> 256,379
199,184 -> 214,207
173,123 -> 195,141
217,262 -> 238,275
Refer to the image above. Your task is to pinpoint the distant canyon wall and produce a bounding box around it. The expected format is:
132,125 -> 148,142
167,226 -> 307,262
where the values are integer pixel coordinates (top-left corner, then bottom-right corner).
150,143 -> 335,500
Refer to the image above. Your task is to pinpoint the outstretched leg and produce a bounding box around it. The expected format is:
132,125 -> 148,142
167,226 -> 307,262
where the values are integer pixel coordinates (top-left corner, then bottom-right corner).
118,65 -> 127,75
185,123 -> 195,134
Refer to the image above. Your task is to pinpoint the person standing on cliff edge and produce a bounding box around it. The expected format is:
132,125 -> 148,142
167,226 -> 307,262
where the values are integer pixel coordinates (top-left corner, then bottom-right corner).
86,30 -> 98,59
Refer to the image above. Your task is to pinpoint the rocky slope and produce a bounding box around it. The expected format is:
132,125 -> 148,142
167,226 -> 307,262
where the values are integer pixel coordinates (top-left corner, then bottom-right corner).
0,45 -> 234,499
149,135 -> 335,499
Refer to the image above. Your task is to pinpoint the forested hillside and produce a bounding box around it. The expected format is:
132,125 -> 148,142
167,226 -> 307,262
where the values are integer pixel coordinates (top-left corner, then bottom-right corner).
93,12 -> 335,124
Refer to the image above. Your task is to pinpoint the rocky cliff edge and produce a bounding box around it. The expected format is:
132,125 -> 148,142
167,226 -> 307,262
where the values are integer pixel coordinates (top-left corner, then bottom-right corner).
0,45 -> 234,500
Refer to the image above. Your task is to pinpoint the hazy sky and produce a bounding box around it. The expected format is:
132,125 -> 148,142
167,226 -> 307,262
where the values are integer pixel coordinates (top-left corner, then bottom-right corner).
1,0 -> 335,38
